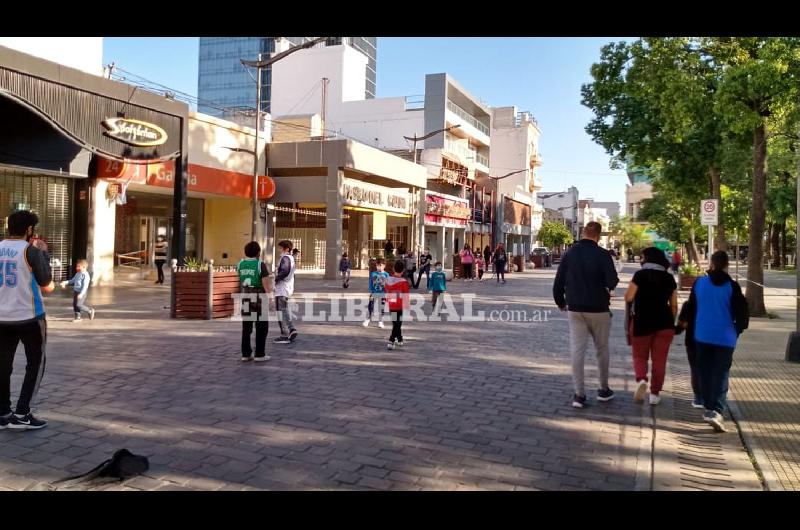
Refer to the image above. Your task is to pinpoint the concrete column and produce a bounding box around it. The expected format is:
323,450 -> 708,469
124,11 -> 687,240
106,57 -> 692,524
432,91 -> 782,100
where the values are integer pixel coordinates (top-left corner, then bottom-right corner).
263,202 -> 275,271
325,165 -> 343,280
87,179 -> 116,285
417,189 -> 427,254
360,212 -> 370,268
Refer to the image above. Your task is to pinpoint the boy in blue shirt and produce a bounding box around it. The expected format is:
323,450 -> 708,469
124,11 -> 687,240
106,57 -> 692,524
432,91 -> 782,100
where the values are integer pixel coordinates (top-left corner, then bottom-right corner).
363,257 -> 389,329
429,261 -> 447,316
60,259 -> 94,322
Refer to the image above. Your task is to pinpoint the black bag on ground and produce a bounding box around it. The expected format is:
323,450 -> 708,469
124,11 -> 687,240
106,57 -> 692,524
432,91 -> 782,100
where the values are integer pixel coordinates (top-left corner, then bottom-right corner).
53,449 -> 149,486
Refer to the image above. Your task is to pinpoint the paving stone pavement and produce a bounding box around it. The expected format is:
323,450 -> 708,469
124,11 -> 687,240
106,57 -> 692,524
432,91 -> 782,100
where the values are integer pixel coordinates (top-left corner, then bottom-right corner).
0,265 -> 759,490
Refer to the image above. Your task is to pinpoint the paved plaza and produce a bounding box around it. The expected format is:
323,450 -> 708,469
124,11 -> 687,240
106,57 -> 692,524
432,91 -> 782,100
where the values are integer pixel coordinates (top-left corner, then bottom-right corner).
0,264 -> 774,490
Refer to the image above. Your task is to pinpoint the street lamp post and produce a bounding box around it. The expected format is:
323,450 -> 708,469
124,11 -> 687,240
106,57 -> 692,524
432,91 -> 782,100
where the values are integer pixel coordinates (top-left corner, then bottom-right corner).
241,37 -> 328,242
403,124 -> 462,255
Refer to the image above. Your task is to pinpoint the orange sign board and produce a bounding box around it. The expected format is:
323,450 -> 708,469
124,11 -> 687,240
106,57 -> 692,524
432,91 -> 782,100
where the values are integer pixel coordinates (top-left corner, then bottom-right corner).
93,156 -> 275,200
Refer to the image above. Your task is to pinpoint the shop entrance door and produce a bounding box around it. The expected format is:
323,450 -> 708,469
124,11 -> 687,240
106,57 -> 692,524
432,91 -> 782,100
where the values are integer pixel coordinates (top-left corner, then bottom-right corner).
137,216 -> 172,264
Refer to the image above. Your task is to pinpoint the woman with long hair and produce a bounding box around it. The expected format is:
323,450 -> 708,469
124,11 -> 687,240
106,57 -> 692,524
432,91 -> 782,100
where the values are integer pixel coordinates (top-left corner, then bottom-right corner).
681,251 -> 749,432
493,243 -> 508,284
624,247 -> 677,405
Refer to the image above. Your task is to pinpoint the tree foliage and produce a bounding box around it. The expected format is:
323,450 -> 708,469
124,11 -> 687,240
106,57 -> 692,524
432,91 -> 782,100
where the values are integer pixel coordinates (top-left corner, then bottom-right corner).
538,221 -> 574,249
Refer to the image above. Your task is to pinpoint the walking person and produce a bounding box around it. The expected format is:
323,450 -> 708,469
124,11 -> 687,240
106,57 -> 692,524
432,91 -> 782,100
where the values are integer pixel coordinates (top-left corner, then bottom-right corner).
670,249 -> 682,274
384,260 -> 410,350
483,245 -> 491,268
475,253 -> 486,281
553,222 -> 619,409
493,243 -> 508,284
0,210 -> 55,430
682,251 -> 749,432
237,241 -> 271,362
624,247 -> 678,405
61,259 -> 95,322
415,248 -> 433,290
459,244 -> 474,281
676,298 -> 704,409
363,257 -> 389,328
339,252 -> 352,289
429,261 -> 447,316
403,249 -> 417,286
154,235 -> 168,284
273,240 -> 298,344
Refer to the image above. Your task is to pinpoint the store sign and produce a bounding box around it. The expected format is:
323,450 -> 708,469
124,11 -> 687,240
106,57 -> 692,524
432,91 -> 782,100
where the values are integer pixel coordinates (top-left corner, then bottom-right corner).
340,177 -> 411,214
102,118 -> 168,147
439,167 -> 462,185
425,192 -> 470,227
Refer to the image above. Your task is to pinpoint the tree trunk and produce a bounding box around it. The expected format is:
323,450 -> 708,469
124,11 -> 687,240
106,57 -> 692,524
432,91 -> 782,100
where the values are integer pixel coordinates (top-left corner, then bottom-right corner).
688,226 -> 700,265
709,167 -> 728,252
781,222 -> 788,269
772,221 -> 782,268
746,123 -> 767,317
766,222 -> 773,263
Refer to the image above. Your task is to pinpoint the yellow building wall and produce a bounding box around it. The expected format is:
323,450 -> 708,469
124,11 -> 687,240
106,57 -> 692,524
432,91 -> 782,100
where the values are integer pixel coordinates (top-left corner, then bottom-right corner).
203,198 -> 251,266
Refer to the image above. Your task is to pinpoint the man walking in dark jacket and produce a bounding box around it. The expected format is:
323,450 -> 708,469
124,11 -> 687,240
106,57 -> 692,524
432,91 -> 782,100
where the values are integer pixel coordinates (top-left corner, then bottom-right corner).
553,222 -> 619,408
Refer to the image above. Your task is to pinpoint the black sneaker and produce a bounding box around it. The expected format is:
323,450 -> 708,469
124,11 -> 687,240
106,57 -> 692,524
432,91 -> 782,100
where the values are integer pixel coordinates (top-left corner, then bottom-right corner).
9,413 -> 47,430
273,337 -> 291,344
0,414 -> 10,430
572,394 -> 587,408
597,388 -> 615,402
288,330 -> 298,342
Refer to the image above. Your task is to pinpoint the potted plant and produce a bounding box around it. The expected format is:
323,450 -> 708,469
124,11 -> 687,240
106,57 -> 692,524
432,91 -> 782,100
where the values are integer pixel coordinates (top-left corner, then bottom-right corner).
678,263 -> 704,290
173,257 -> 239,319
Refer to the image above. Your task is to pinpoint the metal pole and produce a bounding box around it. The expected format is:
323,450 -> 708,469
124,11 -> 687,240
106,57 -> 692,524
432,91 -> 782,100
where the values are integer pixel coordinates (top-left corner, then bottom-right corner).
708,224 -> 714,260
251,53 -> 262,242
735,230 -> 740,282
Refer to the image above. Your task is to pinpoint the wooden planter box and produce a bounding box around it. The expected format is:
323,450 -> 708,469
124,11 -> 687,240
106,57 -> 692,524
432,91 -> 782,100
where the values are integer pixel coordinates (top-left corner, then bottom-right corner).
174,270 -> 240,319
679,273 -> 702,291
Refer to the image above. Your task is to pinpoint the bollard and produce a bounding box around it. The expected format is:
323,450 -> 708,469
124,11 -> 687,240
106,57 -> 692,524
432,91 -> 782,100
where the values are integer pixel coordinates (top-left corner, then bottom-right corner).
206,259 -> 215,320
169,258 -> 178,319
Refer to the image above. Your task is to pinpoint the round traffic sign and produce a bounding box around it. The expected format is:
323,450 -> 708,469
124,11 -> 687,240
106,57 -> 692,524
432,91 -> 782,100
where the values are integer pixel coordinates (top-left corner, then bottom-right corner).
703,201 -> 716,212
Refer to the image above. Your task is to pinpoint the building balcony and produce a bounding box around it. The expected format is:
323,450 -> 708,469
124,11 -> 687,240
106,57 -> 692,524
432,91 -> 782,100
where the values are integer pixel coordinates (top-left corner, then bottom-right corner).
445,100 -> 491,146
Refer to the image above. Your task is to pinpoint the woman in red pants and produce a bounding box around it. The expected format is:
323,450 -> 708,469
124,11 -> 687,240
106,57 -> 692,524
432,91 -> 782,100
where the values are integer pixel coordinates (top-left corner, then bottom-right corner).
624,247 -> 678,405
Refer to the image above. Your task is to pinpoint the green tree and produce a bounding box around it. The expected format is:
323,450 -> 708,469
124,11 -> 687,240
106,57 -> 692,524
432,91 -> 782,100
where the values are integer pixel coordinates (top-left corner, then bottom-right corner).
538,221 -> 574,249
610,216 -> 653,255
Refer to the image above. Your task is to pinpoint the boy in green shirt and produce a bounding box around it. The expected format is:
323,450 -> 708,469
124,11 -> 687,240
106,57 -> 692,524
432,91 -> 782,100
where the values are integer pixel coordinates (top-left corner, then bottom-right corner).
237,241 -> 271,362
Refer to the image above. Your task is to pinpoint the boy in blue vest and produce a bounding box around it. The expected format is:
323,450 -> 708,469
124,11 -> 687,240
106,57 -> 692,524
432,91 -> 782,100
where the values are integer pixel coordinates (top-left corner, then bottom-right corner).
237,241 -> 271,362
363,257 -> 389,328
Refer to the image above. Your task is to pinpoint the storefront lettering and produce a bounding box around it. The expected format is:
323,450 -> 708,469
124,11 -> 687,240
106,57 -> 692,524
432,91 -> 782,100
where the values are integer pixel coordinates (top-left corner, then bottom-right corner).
341,181 -> 409,213
425,196 -> 471,219
102,118 -> 168,147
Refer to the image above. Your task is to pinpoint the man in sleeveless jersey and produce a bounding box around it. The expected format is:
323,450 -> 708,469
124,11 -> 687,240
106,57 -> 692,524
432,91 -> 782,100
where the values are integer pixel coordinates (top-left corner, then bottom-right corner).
0,210 -> 55,431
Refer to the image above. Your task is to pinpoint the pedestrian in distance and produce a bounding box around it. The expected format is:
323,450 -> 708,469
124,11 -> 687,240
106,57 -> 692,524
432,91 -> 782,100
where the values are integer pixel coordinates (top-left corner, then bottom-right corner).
154,235 -> 168,284
415,247 -> 433,290
627,247 -> 635,263
493,243 -> 508,284
339,252 -> 352,289
403,249 -> 417,286
237,241 -> 272,362
384,260 -> 410,350
680,250 -> 749,433
459,244 -> 475,281
0,210 -> 55,431
363,257 -> 389,329
273,240 -> 298,344
671,249 -> 682,274
624,247 -> 678,406
483,245 -> 492,270
475,253 -> 486,281
60,259 -> 95,322
429,261 -> 447,316
553,221 -> 619,409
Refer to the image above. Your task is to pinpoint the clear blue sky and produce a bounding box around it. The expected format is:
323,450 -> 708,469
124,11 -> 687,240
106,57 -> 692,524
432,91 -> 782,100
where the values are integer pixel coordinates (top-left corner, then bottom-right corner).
103,37 -> 632,206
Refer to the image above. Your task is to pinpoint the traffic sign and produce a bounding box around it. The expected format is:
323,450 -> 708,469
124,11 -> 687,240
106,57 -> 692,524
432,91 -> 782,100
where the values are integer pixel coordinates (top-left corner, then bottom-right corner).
701,199 -> 718,226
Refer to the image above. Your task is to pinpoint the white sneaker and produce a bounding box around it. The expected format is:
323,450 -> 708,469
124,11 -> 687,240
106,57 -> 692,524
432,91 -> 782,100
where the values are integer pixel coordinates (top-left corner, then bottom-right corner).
691,400 -> 705,409
397,341 -> 404,347
387,342 -> 396,350
649,394 -> 661,406
362,319 -> 370,327
89,308 -> 96,320
634,380 -> 648,402
378,321 -> 385,329
254,356 -> 270,362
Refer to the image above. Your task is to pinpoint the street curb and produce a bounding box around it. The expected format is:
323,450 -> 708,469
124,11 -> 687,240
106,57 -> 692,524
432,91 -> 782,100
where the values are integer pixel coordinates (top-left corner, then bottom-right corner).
727,392 -> 780,491
634,402 -> 654,491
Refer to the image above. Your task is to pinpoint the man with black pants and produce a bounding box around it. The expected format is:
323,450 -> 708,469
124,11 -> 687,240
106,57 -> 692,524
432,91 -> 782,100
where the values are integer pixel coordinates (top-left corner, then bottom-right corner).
553,221 -> 619,409
415,248 -> 433,290
0,210 -> 55,431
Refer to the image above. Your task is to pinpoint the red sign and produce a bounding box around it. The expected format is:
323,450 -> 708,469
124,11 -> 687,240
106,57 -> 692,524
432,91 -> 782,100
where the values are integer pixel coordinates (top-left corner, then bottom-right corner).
425,193 -> 470,227
257,175 -> 276,199
92,156 -> 276,200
